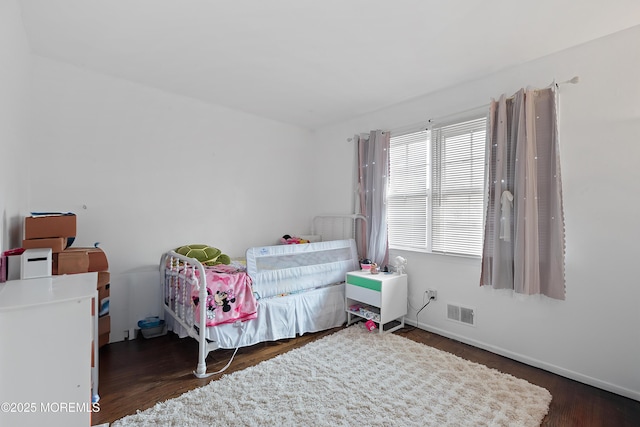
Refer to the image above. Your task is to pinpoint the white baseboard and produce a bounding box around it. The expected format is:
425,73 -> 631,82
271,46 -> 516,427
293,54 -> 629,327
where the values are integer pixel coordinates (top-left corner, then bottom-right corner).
405,319 -> 640,402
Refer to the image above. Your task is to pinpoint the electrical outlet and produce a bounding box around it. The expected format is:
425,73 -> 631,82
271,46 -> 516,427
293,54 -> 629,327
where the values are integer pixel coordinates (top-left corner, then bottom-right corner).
426,289 -> 437,301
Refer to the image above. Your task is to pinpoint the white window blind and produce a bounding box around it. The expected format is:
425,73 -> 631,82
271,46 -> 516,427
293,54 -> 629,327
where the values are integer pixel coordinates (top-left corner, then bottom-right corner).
388,130 -> 429,249
388,115 -> 487,257
431,117 -> 486,256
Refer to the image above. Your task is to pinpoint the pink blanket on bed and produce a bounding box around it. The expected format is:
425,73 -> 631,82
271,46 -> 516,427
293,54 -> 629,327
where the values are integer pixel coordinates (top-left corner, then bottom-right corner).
191,265 -> 257,327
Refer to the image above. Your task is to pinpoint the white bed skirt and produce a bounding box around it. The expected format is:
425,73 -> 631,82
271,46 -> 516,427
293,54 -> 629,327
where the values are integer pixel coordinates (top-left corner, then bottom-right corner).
166,283 -> 346,349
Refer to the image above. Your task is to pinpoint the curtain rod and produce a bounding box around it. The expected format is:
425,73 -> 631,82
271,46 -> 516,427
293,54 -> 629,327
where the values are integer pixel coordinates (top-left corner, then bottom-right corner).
555,75 -> 580,87
346,76 -> 579,141
426,76 -> 580,126
346,130 -> 388,143
427,104 -> 488,126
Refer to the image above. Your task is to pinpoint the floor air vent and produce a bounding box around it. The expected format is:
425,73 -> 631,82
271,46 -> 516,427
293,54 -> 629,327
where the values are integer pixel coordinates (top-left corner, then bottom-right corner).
447,303 -> 475,326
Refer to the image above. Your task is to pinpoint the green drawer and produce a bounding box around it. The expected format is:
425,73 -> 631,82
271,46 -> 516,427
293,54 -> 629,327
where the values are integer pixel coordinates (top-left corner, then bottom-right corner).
347,275 -> 381,292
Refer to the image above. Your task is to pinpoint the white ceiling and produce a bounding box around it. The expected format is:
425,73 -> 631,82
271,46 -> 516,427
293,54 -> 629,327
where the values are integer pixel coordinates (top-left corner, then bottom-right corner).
18,0 -> 640,130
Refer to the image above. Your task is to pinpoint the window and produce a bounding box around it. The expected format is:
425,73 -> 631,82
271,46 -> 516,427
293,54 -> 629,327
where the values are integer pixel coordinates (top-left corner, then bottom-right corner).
387,130 -> 429,250
387,115 -> 487,257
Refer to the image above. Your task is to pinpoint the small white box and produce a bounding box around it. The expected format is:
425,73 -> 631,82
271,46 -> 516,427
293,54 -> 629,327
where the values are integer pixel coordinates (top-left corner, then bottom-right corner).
21,248 -> 52,279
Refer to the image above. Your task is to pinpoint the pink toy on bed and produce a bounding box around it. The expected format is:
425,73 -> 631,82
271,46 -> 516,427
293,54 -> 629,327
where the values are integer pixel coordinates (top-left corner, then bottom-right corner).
280,234 -> 310,245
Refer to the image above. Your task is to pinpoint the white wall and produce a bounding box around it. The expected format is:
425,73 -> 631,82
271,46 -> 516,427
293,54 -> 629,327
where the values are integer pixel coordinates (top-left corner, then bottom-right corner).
0,0 -> 31,251
27,56 -> 318,341
313,26 -> 640,400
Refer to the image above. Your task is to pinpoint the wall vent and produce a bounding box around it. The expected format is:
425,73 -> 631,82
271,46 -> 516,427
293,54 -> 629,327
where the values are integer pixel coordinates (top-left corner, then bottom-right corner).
446,303 -> 475,326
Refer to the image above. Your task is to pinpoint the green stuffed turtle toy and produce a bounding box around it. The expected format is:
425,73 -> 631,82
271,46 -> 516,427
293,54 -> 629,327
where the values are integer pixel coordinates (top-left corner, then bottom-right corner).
175,244 -> 231,266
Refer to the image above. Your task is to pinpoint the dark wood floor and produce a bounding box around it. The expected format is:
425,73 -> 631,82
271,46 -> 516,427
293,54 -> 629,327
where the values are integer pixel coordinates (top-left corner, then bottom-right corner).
92,326 -> 640,426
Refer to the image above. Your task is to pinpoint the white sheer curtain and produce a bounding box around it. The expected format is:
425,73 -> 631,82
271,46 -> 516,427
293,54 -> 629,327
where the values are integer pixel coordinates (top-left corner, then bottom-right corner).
354,130 -> 390,266
480,87 -> 566,299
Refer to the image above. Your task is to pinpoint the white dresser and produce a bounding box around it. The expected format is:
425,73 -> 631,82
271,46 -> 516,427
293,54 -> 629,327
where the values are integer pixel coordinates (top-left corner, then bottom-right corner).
0,273 -> 98,427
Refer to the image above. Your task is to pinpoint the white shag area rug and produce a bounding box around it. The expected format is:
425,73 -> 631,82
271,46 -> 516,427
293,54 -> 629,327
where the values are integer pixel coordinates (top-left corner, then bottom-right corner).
113,325 -> 551,427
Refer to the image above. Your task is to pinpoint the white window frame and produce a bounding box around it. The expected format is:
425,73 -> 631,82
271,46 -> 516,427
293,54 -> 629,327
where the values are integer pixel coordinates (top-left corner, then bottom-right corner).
387,112 -> 488,257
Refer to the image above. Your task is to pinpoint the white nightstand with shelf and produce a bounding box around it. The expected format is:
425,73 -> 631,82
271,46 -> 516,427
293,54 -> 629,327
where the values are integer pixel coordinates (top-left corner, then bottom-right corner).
345,270 -> 408,333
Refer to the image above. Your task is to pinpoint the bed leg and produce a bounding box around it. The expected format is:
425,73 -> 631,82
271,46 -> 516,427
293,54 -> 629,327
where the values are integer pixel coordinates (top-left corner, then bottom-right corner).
193,345 -> 214,378
194,362 -> 210,378
194,266 -> 215,379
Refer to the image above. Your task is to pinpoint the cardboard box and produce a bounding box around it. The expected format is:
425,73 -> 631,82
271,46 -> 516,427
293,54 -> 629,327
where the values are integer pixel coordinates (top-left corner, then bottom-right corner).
98,332 -> 109,348
62,247 -> 108,272
98,282 -> 110,303
22,237 -> 67,253
87,248 -> 108,272
53,250 -> 90,275
97,271 -> 110,287
52,247 -> 108,275
24,213 -> 76,240
99,315 -> 111,335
